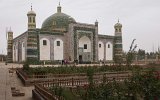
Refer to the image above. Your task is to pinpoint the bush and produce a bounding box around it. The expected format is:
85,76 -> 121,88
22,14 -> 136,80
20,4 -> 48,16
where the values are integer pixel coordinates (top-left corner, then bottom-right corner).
23,62 -> 30,71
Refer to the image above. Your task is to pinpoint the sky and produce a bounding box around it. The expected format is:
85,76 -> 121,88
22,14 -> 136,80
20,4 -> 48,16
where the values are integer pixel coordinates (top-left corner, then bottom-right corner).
0,0 -> 160,54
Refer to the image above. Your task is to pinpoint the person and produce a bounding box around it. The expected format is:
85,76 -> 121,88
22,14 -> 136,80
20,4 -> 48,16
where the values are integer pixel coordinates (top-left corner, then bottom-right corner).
99,59 -> 102,66
62,60 -> 64,65
64,59 -> 67,64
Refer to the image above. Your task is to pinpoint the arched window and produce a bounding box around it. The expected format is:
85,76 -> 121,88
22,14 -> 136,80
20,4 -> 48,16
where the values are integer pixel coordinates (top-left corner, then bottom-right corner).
116,28 -> 118,32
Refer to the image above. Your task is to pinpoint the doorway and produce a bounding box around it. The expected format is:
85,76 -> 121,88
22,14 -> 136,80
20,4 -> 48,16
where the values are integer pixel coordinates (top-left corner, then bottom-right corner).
79,55 -> 82,63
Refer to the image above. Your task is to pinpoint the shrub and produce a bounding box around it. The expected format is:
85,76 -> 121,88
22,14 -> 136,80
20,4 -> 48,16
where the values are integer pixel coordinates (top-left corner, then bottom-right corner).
23,62 -> 30,71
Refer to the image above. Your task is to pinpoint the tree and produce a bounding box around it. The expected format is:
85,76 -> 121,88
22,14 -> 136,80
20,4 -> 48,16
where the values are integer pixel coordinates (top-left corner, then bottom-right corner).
137,49 -> 145,60
23,61 -> 30,71
126,39 -> 137,67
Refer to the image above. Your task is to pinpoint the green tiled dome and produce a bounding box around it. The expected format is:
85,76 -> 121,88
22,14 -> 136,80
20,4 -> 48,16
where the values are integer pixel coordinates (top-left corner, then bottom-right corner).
41,5 -> 76,31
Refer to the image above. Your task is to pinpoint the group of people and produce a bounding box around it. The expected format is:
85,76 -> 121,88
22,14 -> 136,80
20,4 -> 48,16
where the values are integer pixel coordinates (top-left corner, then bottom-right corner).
61,59 -> 68,65
61,59 -> 79,65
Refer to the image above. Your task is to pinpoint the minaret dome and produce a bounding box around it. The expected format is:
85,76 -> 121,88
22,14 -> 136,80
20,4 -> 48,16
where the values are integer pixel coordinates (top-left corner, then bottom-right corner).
27,4 -> 36,29
114,19 -> 122,33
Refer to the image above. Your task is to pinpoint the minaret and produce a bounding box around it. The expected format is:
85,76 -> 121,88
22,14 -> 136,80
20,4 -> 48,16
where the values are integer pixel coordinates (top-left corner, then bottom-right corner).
114,19 -> 123,63
27,4 -> 36,29
7,28 -> 13,63
94,20 -> 98,61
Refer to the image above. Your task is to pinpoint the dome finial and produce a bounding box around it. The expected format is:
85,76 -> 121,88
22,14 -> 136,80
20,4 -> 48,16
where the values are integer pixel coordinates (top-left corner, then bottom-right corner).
95,19 -> 98,26
31,3 -> 32,11
27,3 -> 36,15
57,1 -> 62,13
9,27 -> 12,32
8,26 -> 13,32
118,18 -> 119,23
59,1 -> 61,6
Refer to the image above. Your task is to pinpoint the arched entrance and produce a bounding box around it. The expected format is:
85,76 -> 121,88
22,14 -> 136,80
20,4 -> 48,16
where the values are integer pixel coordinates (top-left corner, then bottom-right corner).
78,36 -> 91,63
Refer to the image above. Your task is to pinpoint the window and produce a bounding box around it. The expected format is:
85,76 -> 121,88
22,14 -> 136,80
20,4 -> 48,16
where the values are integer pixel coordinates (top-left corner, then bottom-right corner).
57,41 -> 60,46
99,44 -> 101,48
116,29 -> 118,32
43,40 -> 47,45
33,17 -> 35,23
108,44 -> 110,48
29,17 -> 32,23
84,44 -> 87,49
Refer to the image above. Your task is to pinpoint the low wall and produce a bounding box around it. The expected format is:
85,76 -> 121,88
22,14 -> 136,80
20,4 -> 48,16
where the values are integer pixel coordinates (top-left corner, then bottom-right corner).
32,84 -> 58,100
32,89 -> 44,100
17,69 -> 131,86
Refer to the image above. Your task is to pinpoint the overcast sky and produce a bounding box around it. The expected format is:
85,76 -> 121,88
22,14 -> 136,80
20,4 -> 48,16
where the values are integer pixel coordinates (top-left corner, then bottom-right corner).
0,0 -> 160,54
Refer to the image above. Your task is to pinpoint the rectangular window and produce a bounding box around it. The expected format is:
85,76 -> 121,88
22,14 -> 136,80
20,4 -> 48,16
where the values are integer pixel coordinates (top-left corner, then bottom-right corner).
99,44 -> 101,48
57,41 -> 60,46
84,44 -> 87,49
43,40 -> 47,45
29,17 -> 32,23
108,44 -> 110,48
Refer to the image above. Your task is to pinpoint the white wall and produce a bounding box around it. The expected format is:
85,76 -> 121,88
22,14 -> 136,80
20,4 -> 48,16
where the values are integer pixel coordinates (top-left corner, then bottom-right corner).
13,43 -> 18,62
106,42 -> 113,60
98,41 -> 104,60
16,44 -> 18,61
13,44 -> 16,62
40,38 -> 50,60
54,39 -> 63,60
79,36 -> 91,52
21,42 -> 25,61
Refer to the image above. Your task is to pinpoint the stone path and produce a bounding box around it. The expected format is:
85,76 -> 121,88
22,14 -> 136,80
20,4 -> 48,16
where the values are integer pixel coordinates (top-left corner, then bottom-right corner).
0,62 -> 109,100
0,62 -> 33,100
0,63 -> 12,100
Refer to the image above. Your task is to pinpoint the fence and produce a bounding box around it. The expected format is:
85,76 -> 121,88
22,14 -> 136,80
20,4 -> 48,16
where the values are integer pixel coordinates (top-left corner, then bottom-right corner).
17,68 -> 131,86
33,73 -> 130,100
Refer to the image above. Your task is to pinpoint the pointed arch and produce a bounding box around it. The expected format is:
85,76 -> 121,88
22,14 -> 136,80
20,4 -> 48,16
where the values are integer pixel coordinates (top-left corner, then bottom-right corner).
98,41 -> 104,60
79,36 -> 91,52
21,42 -> 25,61
106,42 -> 113,60
54,39 -> 63,60
40,38 -> 50,60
